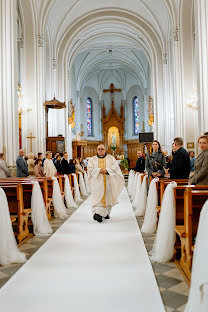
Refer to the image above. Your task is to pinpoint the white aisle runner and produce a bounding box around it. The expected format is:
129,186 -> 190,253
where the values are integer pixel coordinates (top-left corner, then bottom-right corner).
0,188 -> 165,312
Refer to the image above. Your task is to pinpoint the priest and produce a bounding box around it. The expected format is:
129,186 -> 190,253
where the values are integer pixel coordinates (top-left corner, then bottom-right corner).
87,144 -> 124,222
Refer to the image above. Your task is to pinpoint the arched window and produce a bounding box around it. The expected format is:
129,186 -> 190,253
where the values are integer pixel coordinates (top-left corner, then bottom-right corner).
133,96 -> 139,134
87,97 -> 93,136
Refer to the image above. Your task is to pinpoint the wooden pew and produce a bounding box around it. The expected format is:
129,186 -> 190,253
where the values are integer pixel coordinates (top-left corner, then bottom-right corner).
0,184 -> 32,243
159,179 -> 188,206
0,177 -> 52,220
175,188 -> 208,281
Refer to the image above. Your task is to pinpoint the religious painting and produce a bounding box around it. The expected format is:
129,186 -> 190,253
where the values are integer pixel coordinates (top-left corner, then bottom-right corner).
56,140 -> 65,153
187,142 -> 194,148
87,97 -> 92,136
133,96 -> 139,134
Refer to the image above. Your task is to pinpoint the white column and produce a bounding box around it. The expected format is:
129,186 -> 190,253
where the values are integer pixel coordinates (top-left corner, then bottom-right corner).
0,0 -> 19,166
35,35 -> 46,153
65,68 -> 72,158
195,0 -> 208,134
172,29 -> 185,138
162,52 -> 175,149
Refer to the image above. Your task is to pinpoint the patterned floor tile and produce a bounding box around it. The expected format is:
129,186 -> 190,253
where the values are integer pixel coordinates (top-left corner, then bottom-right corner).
165,306 -> 175,312
163,268 -> 185,282
136,215 -> 189,312
176,304 -> 186,312
19,243 -> 38,251
169,282 -> 190,296
0,272 -> 9,279
0,277 -> 10,288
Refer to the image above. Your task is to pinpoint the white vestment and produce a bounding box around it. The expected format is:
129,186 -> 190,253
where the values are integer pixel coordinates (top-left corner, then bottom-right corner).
87,154 -> 124,217
43,159 -> 57,177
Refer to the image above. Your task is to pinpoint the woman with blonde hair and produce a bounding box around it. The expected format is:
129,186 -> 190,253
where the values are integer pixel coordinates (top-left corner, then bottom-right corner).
189,135 -> 208,185
27,152 -> 35,176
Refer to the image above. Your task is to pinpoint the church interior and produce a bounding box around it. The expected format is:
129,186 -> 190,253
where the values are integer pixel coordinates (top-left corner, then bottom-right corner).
0,0 -> 208,311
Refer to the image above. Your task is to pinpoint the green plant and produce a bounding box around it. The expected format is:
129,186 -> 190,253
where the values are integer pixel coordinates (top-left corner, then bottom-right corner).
120,158 -> 129,170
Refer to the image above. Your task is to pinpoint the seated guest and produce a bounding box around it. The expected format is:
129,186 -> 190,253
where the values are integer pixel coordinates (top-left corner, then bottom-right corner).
54,155 -> 63,175
189,151 -> 196,173
34,159 -> 44,177
43,151 -> 57,177
27,152 -> 35,176
134,150 -> 145,172
169,137 -> 190,179
61,152 -> 70,174
145,140 -> 166,178
0,153 -> 11,178
38,152 -> 44,166
189,135 -> 208,185
69,159 -> 76,173
75,158 -> 85,173
16,149 -> 29,177
53,152 -> 59,163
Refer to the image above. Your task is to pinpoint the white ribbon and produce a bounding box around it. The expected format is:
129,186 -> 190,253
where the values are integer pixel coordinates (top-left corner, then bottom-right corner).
78,172 -> 88,196
132,174 -> 143,209
52,177 -> 68,219
72,173 -> 83,204
135,175 -> 148,216
141,178 -> 159,234
31,181 -> 52,236
0,187 -> 26,265
64,175 -> 77,209
150,182 -> 177,262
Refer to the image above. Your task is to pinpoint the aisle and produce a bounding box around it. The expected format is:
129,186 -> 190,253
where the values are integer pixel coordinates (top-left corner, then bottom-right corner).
0,188 -> 165,312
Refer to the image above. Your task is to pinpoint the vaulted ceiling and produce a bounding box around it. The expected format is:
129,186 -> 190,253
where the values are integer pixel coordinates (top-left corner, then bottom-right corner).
30,0 -> 176,93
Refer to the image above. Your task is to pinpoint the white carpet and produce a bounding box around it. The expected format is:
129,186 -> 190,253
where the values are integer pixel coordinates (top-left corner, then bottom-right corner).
0,187 -> 165,312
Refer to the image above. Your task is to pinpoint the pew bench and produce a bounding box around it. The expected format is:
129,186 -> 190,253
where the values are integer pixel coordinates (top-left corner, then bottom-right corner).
0,184 -> 32,243
175,188 -> 208,281
0,178 -> 52,220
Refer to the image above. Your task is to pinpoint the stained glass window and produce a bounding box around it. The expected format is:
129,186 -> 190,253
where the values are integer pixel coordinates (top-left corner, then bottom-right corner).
133,96 -> 139,134
87,97 -> 92,136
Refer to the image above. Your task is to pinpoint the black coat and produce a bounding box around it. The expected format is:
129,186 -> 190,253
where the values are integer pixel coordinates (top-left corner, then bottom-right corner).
61,158 -> 70,174
69,163 -> 75,174
169,147 -> 190,179
134,156 -> 145,172
54,160 -> 63,174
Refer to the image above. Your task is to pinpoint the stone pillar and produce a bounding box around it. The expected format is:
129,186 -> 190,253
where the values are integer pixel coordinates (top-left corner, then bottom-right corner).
195,0 -> 208,134
172,29 -> 185,138
35,35 -> 46,153
0,0 -> 19,166
162,52 -> 175,150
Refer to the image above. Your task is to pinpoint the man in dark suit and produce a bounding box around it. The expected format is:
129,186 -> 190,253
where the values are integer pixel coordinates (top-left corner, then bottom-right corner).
134,150 -> 145,173
169,137 -> 190,179
61,152 -> 70,174
16,149 -> 29,177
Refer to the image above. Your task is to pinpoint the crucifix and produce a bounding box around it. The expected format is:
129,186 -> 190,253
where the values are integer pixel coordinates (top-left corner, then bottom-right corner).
26,132 -> 36,153
103,83 -> 122,106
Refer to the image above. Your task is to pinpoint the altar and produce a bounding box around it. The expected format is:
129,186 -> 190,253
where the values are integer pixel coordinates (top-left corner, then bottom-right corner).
102,83 -> 125,156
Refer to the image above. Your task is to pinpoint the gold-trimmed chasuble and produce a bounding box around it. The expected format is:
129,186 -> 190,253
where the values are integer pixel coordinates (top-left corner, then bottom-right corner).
98,158 -> 106,206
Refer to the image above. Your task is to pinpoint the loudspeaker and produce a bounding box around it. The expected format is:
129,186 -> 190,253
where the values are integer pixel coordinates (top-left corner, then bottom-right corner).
139,132 -> 154,143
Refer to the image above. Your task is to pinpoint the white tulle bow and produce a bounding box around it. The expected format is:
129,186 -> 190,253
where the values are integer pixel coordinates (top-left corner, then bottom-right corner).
0,187 -> 26,265
64,175 -> 77,209
150,181 -> 177,262
141,177 -> 159,234
52,177 -> 68,219
31,181 -> 52,236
